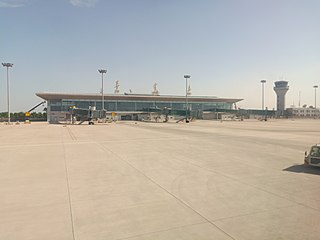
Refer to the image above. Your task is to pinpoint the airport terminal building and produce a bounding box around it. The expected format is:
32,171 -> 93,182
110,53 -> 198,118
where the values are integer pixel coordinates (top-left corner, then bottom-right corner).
36,92 -> 242,123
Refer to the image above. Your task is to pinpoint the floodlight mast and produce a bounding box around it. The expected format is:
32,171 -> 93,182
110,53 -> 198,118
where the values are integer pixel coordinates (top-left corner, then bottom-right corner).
314,85 -> 318,110
184,75 -> 191,122
98,69 -> 107,110
261,80 -> 266,110
2,63 -> 13,124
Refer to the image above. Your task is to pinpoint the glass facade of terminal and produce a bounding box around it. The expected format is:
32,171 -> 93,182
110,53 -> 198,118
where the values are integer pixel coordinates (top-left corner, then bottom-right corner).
48,99 -> 233,112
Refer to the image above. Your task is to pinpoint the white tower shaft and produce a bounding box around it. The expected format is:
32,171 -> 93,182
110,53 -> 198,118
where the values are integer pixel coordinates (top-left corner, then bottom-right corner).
273,81 -> 289,115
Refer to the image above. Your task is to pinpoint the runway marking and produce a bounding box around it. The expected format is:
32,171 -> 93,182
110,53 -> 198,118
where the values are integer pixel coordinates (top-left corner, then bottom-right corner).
66,126 -> 77,141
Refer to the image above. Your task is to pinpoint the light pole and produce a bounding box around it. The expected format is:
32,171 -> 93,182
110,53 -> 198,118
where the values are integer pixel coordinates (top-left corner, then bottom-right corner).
2,63 -> 13,124
184,75 -> 191,122
314,85 -> 318,109
98,69 -> 107,110
261,80 -> 266,110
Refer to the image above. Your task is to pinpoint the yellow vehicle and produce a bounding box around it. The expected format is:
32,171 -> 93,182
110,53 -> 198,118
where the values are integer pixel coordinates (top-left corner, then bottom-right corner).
304,144 -> 320,167
25,101 -> 46,123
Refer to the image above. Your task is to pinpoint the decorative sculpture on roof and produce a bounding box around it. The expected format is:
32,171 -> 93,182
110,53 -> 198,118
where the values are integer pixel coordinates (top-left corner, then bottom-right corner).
187,84 -> 191,96
152,83 -> 160,95
114,80 -> 120,94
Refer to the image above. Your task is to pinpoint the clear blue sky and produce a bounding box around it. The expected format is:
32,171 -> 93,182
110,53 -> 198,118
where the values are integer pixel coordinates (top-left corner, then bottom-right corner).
1,0 -> 320,112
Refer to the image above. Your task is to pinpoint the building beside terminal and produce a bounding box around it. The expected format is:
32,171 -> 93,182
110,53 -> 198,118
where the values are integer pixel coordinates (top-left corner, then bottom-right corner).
286,107 -> 319,118
36,92 -> 242,123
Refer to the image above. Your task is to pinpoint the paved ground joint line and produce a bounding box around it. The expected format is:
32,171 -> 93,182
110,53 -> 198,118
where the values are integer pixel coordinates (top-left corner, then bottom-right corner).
204,167 -> 320,214
211,204 -> 297,222
159,146 -> 320,214
61,129 -> 77,240
66,126 -> 77,141
96,142 -> 237,240
115,222 -> 209,240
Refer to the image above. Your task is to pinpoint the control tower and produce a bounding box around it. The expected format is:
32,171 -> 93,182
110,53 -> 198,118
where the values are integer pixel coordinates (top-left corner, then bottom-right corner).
273,81 -> 289,115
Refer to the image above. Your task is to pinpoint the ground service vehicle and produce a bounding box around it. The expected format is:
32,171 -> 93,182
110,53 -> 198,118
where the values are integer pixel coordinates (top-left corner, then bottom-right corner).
304,144 -> 320,167
25,101 -> 46,123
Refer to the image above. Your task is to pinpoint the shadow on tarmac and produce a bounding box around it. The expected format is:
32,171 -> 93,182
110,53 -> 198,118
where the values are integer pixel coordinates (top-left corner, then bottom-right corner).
283,164 -> 320,175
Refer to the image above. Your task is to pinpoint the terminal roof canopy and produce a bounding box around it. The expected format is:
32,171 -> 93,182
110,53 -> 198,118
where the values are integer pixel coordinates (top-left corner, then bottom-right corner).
36,92 -> 243,103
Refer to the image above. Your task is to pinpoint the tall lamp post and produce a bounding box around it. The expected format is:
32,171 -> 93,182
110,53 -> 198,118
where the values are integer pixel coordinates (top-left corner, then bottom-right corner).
260,80 -> 266,110
98,69 -> 107,110
314,85 -> 318,109
2,63 -> 13,124
184,75 -> 191,122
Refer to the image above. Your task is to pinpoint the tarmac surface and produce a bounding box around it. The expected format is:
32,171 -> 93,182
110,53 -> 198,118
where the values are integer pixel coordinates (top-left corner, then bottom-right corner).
0,119 -> 320,240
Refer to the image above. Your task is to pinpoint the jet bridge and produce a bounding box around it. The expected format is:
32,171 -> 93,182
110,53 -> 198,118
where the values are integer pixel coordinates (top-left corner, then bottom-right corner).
69,106 -> 107,125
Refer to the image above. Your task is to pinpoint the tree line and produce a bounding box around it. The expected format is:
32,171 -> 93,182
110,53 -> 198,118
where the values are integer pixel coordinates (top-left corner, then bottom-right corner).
0,112 -> 47,122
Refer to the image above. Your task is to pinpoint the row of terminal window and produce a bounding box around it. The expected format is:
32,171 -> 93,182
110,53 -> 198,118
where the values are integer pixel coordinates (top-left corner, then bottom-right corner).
49,100 -> 230,112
